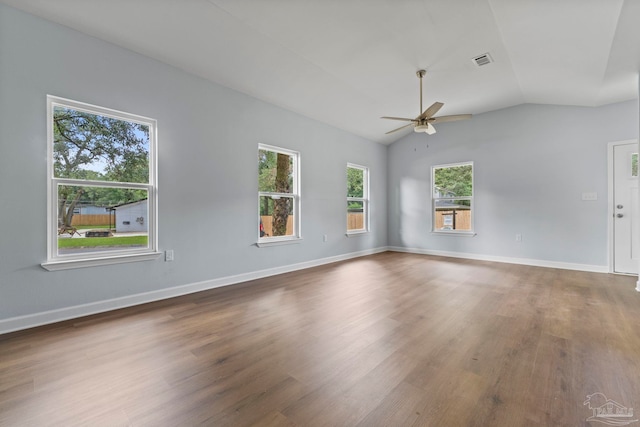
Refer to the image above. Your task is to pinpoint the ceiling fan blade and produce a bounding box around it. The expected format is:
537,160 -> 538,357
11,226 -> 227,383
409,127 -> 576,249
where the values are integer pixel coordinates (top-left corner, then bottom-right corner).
425,123 -> 436,135
419,102 -> 444,120
381,116 -> 417,122
430,114 -> 472,124
385,123 -> 414,134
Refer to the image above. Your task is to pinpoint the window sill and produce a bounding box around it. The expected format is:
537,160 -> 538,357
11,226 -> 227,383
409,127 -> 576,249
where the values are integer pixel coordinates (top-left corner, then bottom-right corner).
431,231 -> 477,237
256,237 -> 303,248
41,251 -> 163,271
346,230 -> 369,237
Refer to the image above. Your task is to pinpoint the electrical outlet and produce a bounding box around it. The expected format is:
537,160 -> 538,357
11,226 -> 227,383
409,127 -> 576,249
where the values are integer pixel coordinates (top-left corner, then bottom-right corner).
323,234 -> 328,242
515,234 -> 522,242
165,250 -> 174,261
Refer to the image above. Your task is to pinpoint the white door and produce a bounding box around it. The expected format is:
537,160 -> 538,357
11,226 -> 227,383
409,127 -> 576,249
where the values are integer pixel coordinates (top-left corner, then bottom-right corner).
613,142 -> 639,274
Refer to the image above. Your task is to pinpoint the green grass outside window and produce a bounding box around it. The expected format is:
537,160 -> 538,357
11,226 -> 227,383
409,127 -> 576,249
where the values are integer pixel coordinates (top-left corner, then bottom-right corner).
58,236 -> 148,248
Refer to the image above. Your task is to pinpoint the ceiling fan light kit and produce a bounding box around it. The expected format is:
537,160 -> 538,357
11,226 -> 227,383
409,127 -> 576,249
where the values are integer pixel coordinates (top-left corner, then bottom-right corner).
414,123 -> 435,134
382,69 -> 471,136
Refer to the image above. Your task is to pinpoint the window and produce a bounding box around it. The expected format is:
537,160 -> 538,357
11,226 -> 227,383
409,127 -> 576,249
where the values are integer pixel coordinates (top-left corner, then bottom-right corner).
632,153 -> 638,177
258,144 -> 300,244
432,162 -> 473,234
42,96 -> 158,270
347,163 -> 369,234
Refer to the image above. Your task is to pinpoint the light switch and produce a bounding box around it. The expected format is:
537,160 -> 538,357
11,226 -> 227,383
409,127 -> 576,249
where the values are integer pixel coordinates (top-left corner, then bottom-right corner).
582,192 -> 597,201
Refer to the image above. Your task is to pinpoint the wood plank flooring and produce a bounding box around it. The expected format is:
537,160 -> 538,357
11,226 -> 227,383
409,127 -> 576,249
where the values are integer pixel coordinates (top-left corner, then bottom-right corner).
1,252 -> 640,426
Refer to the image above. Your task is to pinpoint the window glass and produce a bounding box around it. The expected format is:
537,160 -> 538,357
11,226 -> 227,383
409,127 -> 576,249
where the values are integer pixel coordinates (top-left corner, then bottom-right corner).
53,106 -> 149,183
347,167 -> 364,198
258,149 -> 293,193
258,195 -> 294,237
432,162 -> 473,233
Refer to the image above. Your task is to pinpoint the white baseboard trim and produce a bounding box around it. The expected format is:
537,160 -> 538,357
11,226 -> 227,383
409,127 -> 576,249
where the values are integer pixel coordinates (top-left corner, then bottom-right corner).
388,246 -> 609,273
0,247 -> 388,335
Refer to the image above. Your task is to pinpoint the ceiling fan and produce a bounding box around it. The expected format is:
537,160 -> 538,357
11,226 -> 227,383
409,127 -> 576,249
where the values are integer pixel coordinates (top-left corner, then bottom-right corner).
382,70 -> 472,135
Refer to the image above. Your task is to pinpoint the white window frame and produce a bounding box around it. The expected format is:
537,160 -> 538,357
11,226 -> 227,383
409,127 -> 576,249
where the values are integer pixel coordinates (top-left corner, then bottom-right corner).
431,161 -> 475,236
346,163 -> 369,235
257,144 -> 301,247
42,96 -> 160,271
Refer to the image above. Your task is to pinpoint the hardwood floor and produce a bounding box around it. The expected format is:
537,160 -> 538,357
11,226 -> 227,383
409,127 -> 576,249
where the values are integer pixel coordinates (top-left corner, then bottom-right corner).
1,252 -> 639,426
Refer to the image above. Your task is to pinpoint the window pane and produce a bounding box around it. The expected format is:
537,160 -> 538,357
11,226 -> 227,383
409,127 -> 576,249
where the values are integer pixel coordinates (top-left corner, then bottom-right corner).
347,201 -> 365,231
258,149 -> 293,193
57,185 -> 148,255
259,195 -> 294,237
632,153 -> 638,177
434,164 -> 472,197
347,167 -> 364,197
53,106 -> 149,183
434,199 -> 472,231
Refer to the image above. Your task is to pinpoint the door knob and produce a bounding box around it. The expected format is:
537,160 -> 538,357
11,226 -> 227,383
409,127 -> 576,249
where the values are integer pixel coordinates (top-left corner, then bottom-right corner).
617,213 -> 624,218
617,204 -> 624,209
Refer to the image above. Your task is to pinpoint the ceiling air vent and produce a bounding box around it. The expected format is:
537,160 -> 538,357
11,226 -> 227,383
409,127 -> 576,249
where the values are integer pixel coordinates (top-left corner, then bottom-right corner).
472,53 -> 493,67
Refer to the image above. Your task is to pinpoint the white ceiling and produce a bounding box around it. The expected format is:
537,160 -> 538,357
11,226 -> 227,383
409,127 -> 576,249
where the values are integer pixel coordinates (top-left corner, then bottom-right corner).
3,0 -> 639,144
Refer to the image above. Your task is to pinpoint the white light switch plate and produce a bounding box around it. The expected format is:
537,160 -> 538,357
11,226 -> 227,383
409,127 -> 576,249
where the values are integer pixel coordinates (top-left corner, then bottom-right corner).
582,192 -> 597,201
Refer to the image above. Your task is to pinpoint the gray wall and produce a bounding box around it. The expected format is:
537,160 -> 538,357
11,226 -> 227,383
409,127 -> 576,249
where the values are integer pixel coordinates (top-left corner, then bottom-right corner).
0,5 -> 387,322
387,101 -> 638,267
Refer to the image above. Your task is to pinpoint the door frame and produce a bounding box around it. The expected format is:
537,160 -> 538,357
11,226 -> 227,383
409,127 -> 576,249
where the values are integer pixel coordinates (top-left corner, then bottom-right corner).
607,139 -> 639,279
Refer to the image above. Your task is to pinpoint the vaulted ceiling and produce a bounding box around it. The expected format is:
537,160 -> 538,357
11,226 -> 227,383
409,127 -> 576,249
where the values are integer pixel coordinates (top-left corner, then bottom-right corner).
2,0 -> 639,144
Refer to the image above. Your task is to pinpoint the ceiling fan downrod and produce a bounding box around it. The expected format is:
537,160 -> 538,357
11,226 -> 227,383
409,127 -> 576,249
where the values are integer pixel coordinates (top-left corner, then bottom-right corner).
417,69 -> 426,116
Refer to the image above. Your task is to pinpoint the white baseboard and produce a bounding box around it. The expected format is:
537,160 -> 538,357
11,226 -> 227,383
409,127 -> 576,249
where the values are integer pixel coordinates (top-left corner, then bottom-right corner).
388,246 -> 609,273
0,247 -> 388,335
